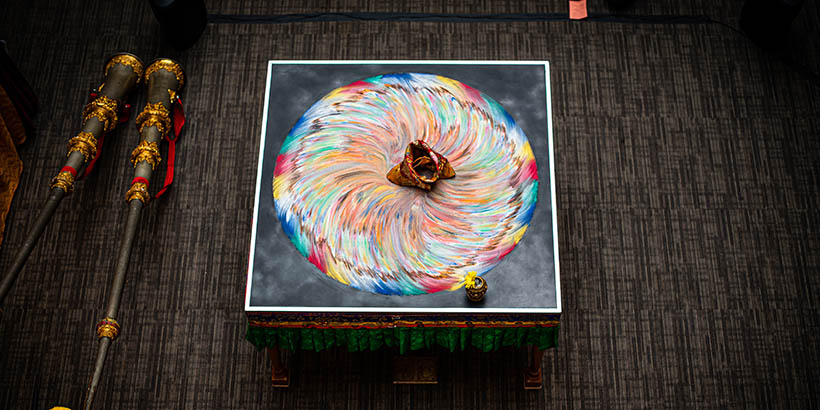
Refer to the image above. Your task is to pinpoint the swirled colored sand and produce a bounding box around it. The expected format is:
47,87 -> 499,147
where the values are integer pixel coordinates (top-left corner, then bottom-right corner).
273,73 -> 538,296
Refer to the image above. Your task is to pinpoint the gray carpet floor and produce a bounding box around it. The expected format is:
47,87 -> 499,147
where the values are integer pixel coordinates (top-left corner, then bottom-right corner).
1,0 -> 818,409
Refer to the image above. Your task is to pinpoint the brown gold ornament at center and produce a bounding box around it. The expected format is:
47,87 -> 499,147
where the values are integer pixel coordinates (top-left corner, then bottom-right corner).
386,140 -> 455,191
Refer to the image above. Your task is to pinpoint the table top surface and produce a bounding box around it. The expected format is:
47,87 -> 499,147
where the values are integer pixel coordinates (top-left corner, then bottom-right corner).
245,61 -> 560,315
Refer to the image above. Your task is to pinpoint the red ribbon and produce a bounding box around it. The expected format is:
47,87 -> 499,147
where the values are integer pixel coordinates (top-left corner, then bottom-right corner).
82,133 -> 105,179
131,177 -> 149,187
173,96 -> 185,138
154,96 -> 184,198
118,103 -> 131,124
60,166 -> 77,177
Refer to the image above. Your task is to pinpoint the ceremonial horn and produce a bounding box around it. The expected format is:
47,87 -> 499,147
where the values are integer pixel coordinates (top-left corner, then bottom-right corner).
82,58 -> 185,410
0,53 -> 143,305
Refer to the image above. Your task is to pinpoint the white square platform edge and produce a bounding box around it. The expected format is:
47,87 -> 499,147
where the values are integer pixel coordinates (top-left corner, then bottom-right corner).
244,60 -> 561,314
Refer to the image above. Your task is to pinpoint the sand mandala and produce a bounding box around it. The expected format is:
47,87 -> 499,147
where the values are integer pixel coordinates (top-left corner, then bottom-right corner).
272,73 -> 538,295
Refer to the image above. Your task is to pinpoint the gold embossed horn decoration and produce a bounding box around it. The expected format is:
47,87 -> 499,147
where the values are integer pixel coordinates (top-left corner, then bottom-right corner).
82,58 -> 186,410
0,53 -> 143,305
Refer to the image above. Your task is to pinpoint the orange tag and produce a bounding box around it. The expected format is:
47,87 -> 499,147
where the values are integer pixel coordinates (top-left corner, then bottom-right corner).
569,0 -> 588,20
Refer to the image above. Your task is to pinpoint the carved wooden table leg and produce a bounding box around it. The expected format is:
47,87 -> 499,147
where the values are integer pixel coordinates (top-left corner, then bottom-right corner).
524,344 -> 545,389
269,346 -> 290,388
393,355 -> 438,384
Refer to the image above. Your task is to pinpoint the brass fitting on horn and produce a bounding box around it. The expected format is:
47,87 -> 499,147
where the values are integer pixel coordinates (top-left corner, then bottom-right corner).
79,53 -> 143,136
135,58 -> 185,139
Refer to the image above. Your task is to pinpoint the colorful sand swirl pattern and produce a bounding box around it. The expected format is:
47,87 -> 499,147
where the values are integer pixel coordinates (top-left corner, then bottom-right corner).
273,73 -> 538,295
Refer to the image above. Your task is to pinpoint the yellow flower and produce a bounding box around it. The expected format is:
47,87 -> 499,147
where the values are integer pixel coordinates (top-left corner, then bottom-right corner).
464,271 -> 477,288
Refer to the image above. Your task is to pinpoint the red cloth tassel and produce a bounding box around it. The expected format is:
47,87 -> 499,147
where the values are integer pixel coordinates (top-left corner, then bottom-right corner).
154,96 -> 184,198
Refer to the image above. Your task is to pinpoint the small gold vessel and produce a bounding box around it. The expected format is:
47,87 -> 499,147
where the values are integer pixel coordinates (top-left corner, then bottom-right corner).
464,271 -> 488,302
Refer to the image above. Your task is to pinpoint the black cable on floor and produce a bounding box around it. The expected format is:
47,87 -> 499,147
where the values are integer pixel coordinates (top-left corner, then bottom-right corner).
207,12 -> 713,25
206,12 -> 819,85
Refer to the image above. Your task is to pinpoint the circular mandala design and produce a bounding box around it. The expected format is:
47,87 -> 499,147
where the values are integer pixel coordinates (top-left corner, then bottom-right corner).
273,73 -> 538,295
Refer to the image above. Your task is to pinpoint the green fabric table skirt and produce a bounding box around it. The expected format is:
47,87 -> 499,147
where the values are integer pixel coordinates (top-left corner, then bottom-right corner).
246,325 -> 559,354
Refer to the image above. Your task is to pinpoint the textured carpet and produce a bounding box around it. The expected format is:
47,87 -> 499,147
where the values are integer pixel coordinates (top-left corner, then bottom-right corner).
1,0 -> 819,409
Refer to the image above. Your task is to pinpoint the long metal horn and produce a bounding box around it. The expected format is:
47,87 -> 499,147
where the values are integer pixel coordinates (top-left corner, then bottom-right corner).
82,58 -> 185,410
0,53 -> 144,304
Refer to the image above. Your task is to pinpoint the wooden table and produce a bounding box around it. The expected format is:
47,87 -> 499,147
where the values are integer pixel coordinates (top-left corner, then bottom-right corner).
245,61 -> 561,389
